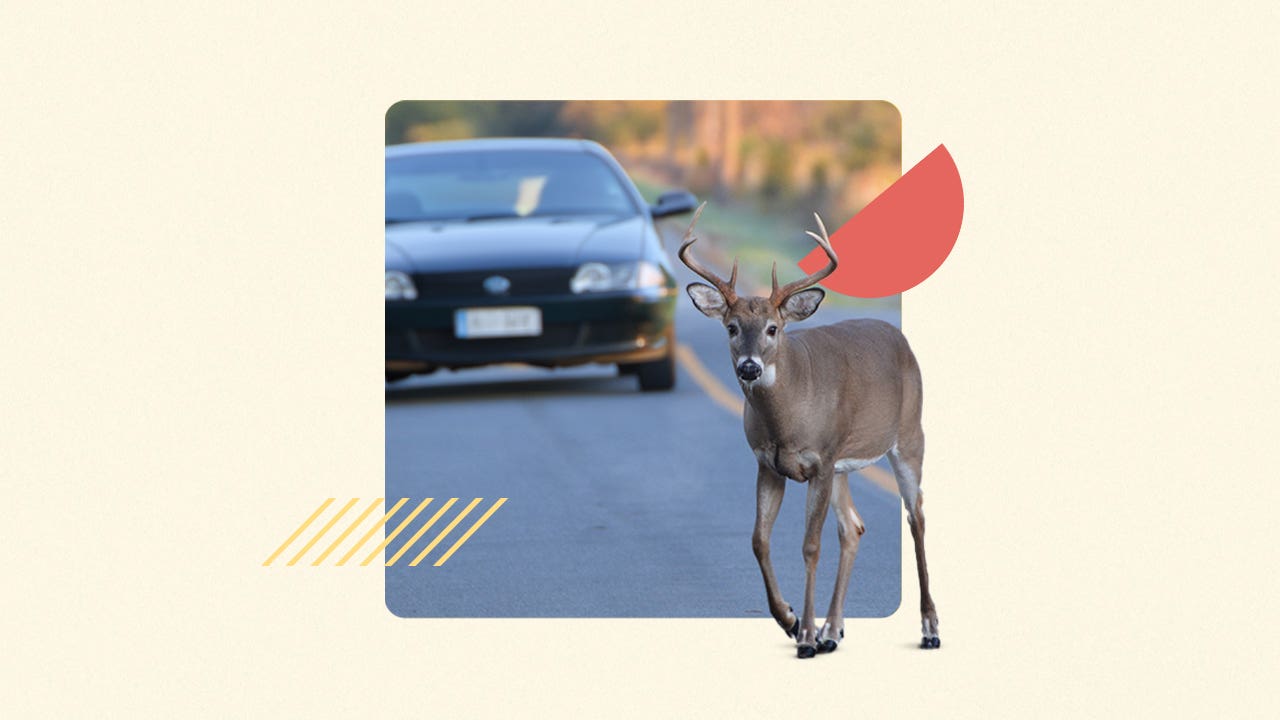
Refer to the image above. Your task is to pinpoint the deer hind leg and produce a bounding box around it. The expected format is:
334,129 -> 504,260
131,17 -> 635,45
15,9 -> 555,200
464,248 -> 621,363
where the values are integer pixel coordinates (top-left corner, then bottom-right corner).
795,468 -> 833,659
888,441 -> 940,649
753,464 -> 798,640
817,472 -> 864,654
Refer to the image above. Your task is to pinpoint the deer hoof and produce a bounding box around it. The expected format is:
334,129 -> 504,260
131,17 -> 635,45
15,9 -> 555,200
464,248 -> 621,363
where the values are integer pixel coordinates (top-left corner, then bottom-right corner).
920,636 -> 941,649
796,645 -> 817,659
817,639 -> 838,654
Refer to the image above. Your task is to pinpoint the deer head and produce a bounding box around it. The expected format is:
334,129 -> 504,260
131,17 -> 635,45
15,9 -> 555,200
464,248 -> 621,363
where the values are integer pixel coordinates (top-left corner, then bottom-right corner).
679,202 -> 838,386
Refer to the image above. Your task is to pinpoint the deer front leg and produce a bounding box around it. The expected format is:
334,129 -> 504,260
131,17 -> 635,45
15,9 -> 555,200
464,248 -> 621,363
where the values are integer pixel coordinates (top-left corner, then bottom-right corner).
818,472 -> 864,654
796,468 -> 833,658
753,464 -> 797,639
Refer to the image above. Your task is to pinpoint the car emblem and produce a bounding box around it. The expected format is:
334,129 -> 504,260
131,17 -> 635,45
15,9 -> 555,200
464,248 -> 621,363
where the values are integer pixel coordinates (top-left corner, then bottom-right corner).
483,275 -> 511,295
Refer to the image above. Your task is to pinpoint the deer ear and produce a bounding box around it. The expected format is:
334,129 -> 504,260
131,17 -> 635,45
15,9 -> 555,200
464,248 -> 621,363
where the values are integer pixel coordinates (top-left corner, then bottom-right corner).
780,288 -> 825,322
686,282 -> 728,319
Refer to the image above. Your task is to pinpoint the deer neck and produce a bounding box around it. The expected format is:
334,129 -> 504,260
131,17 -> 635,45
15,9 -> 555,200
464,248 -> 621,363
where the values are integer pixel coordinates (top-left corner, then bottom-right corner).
741,336 -> 813,434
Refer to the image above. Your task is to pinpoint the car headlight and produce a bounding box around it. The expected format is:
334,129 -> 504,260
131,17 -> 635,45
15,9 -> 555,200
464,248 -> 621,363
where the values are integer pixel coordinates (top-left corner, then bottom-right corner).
386,271 -> 417,300
570,261 -> 665,293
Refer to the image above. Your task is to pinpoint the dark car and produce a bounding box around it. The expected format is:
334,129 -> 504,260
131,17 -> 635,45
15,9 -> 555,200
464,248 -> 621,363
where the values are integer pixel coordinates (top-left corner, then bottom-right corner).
385,138 -> 698,391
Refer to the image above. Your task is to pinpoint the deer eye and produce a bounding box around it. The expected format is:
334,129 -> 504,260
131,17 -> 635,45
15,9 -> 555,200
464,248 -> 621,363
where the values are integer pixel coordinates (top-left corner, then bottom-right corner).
727,325 -> 739,337
766,325 -> 778,337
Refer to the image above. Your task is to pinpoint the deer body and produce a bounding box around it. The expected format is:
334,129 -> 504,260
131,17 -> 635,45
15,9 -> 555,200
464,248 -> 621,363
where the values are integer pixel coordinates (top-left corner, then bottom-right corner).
679,205 -> 939,658
744,319 -> 917,482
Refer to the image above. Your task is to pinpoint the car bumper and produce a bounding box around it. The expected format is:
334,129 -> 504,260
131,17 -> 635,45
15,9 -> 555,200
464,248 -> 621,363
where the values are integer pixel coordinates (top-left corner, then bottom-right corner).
385,287 -> 677,371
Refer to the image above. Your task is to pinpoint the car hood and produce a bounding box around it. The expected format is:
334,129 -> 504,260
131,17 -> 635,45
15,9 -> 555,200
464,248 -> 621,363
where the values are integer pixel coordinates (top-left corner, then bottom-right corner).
385,214 -> 647,273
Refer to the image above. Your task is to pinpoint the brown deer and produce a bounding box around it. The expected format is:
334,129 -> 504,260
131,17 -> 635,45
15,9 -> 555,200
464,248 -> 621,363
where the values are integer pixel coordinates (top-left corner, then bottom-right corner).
679,203 -> 939,657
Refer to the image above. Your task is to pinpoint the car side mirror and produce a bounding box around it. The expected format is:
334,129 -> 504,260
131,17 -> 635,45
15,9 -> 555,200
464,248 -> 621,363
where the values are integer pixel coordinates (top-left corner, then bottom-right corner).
650,190 -> 699,219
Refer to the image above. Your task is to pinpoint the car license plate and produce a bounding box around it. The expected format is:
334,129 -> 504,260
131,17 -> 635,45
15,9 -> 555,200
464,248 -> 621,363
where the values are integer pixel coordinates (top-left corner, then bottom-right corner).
454,307 -> 543,339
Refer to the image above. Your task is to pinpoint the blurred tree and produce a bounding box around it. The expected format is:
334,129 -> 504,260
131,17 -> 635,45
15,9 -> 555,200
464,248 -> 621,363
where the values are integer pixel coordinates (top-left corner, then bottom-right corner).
482,101 -> 567,136
824,101 -> 901,172
404,118 -> 474,142
735,135 -> 756,187
718,100 -> 741,202
386,101 -> 471,145
385,101 -> 568,144
662,101 -> 696,187
808,159 -> 831,206
692,103 -> 720,192
687,146 -> 714,197
559,101 -> 666,147
760,138 -> 794,204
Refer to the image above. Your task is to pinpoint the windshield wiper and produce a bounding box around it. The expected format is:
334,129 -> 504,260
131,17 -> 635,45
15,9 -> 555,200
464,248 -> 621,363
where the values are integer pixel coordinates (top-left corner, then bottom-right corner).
386,216 -> 466,225
464,212 -> 521,222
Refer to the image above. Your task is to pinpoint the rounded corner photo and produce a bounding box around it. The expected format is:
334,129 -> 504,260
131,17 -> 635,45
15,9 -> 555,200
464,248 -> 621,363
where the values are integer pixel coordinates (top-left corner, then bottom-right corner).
383,101 -> 912,625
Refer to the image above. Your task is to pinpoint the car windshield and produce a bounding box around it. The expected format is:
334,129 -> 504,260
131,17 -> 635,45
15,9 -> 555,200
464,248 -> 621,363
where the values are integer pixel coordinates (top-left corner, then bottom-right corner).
385,149 -> 638,223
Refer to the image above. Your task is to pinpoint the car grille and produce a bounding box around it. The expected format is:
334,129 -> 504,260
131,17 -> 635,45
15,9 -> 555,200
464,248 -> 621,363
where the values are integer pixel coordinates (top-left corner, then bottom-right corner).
411,324 -> 580,346
411,268 -> 575,299
388,319 -> 654,366
408,324 -> 583,359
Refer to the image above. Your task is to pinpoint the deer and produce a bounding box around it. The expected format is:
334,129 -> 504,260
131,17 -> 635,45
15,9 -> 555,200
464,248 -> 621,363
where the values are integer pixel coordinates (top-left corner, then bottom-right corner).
678,203 -> 939,658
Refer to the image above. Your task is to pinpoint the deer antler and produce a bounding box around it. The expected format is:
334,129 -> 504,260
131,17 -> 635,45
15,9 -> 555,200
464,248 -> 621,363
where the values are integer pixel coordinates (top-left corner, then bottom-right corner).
770,212 -> 838,307
677,202 -> 739,305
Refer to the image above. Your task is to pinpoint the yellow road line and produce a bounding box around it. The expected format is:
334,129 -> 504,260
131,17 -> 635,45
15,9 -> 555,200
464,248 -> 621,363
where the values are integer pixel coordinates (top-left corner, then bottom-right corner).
262,498 -> 334,566
312,497 -> 383,566
287,497 -> 358,566
385,497 -> 458,567
433,498 -> 508,566
337,498 -> 407,566
361,498 -> 433,566
675,342 -> 898,497
408,498 -> 483,566
674,343 -> 742,415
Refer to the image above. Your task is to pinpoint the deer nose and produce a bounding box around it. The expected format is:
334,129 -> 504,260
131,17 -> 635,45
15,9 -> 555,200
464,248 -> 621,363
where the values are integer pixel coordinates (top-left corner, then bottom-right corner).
737,360 -> 762,382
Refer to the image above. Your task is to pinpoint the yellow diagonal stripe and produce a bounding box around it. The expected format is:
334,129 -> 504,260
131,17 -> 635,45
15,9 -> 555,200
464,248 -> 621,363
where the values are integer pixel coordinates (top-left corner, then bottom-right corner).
262,498 -> 334,566
360,498 -> 432,566
311,497 -> 383,566
409,497 -> 483,566
433,498 -> 507,566
384,498 -> 459,567
338,498 -> 408,566
287,497 -> 358,566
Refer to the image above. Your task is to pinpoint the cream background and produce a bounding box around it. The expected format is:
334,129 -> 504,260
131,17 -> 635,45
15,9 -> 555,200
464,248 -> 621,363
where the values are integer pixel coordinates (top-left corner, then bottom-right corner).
2,2 -> 1276,717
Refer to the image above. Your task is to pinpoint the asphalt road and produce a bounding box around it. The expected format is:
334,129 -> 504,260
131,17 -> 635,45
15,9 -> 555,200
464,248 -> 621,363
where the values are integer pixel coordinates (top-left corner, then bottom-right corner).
385,260 -> 905,618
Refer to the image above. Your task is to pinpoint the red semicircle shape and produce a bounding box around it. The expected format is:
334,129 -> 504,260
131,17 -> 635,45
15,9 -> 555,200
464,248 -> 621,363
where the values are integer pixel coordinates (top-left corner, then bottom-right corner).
798,144 -> 963,298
